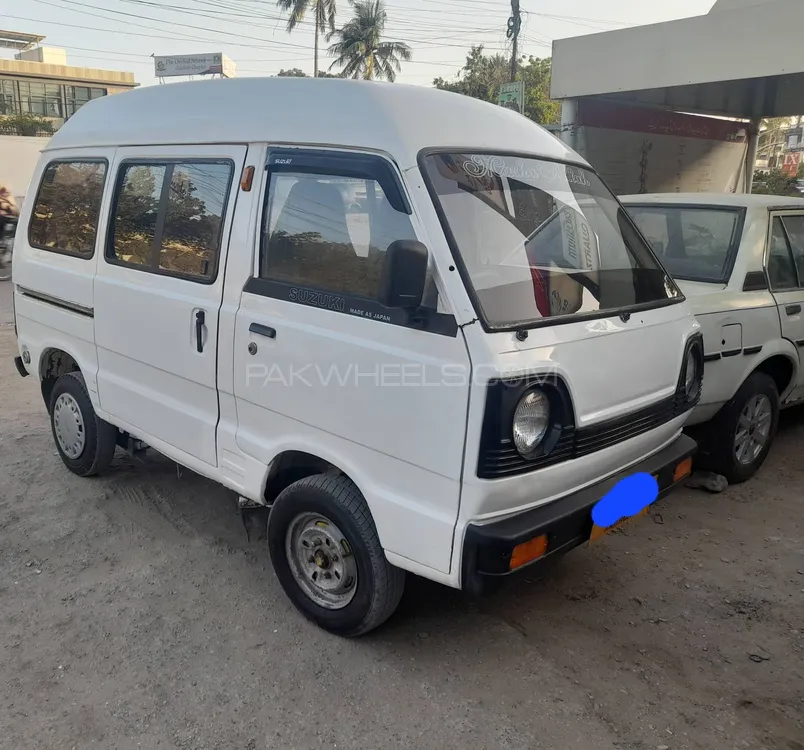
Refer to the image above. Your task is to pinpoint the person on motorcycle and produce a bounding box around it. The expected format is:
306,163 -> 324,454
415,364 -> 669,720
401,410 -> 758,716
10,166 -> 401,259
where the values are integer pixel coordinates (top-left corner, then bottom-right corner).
0,185 -> 18,281
0,185 -> 18,219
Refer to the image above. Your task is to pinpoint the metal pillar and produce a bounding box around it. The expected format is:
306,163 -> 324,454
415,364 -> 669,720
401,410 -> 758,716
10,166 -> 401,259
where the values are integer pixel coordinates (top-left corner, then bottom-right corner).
559,98 -> 579,152
745,117 -> 762,193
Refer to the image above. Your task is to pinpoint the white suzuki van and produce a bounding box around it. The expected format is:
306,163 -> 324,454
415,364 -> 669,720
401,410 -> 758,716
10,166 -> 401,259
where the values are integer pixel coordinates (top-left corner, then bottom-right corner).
12,78 -> 701,635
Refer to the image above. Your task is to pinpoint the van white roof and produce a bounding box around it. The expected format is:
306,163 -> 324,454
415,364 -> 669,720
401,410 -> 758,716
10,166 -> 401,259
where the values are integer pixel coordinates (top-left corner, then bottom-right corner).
46,77 -> 583,170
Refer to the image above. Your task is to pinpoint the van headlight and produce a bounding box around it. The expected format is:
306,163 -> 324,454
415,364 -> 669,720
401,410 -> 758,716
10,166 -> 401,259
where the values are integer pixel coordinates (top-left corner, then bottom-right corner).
513,389 -> 550,455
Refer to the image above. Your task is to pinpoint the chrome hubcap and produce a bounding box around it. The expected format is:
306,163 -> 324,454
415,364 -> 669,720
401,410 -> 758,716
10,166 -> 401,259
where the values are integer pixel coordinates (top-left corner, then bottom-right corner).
734,394 -> 772,465
53,393 -> 86,459
285,513 -> 357,609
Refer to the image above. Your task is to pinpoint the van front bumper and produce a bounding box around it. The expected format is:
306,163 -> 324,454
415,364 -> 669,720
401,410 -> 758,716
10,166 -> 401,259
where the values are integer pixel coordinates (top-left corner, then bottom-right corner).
460,433 -> 696,594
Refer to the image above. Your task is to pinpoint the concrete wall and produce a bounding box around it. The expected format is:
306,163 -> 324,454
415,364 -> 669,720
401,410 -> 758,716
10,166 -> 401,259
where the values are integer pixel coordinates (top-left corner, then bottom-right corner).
0,136 -> 46,205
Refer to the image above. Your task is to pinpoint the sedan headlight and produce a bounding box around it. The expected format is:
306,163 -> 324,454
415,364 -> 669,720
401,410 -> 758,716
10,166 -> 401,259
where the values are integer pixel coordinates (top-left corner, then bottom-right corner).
513,389 -> 550,455
684,347 -> 701,401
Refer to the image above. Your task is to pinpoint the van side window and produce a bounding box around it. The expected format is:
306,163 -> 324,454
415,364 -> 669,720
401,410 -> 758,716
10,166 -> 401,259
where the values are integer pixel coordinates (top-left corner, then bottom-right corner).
260,172 -> 418,300
111,164 -> 165,268
768,217 -> 798,290
28,160 -> 107,258
108,160 -> 233,281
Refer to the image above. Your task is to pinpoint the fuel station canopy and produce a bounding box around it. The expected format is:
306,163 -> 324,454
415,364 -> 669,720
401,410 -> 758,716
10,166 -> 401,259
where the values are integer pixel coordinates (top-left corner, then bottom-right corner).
551,0 -> 804,120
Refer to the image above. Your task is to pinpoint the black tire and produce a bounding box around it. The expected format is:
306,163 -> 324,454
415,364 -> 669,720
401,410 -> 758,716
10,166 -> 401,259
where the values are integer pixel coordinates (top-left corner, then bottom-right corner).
699,371 -> 779,484
49,371 -> 117,477
268,474 -> 405,636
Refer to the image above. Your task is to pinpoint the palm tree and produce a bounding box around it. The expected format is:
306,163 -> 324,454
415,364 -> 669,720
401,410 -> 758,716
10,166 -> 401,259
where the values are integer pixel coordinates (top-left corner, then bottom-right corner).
327,0 -> 412,82
276,0 -> 336,78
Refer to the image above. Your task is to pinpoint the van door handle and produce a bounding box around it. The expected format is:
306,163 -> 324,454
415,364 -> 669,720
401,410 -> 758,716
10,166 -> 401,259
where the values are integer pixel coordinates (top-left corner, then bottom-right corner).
249,322 -> 276,339
195,310 -> 206,352
786,304 -> 801,316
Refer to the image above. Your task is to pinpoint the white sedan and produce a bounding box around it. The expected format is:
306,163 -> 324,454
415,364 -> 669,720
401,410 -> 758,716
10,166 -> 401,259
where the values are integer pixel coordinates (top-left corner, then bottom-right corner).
622,193 -> 804,482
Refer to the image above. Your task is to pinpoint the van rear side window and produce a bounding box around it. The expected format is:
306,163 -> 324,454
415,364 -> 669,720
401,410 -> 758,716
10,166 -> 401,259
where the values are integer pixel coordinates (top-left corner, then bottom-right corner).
28,160 -> 107,258
107,160 -> 233,282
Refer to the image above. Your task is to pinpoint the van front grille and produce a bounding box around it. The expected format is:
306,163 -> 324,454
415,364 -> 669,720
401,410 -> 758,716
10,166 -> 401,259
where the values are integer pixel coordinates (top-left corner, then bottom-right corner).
478,391 -> 688,479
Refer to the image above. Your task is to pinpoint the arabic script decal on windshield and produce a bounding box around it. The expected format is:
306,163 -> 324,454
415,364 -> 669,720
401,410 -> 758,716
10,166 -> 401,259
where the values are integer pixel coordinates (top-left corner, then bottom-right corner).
460,154 -> 591,187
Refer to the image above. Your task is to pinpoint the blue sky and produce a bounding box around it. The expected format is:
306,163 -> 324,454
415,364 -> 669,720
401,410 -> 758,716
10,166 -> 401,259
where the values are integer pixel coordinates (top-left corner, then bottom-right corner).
3,0 -> 715,87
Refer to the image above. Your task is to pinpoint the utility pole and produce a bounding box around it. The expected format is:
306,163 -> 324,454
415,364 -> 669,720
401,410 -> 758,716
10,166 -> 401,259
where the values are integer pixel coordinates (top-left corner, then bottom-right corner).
507,0 -> 521,82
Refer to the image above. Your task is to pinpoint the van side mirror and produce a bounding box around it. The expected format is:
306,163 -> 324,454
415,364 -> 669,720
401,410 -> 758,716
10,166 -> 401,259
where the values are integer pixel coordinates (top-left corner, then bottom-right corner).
378,240 -> 428,309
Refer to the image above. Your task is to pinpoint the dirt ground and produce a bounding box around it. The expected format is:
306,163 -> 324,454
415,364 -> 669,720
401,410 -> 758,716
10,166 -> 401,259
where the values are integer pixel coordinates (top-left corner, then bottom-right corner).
0,309 -> 802,749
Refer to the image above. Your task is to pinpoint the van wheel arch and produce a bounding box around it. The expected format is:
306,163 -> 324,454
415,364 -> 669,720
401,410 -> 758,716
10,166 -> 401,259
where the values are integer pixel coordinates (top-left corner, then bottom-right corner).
263,450 -> 358,506
39,348 -> 81,413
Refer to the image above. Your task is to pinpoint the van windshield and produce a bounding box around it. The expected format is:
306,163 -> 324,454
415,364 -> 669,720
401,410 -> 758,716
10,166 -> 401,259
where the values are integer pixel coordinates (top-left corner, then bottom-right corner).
421,153 -> 680,329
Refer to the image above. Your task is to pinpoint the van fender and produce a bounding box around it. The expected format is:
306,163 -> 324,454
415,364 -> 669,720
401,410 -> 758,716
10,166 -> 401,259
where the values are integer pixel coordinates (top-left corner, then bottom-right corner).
31,336 -> 101,411
240,428 -> 459,576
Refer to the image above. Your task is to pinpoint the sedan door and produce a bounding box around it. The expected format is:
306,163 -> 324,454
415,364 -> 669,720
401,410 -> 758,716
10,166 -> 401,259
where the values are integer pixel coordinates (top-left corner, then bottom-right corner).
766,211 -> 804,400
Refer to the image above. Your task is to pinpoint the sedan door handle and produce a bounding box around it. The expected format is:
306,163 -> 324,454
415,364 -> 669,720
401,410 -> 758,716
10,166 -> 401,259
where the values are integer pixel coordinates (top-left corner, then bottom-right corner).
249,322 -> 276,339
786,304 -> 801,316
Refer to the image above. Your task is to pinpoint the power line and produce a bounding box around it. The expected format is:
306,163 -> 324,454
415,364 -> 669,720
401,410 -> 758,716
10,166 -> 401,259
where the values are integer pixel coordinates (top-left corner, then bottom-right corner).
37,38 -> 470,72
534,12 -> 633,27
36,0 -> 313,50
12,0 -> 565,78
26,0 -> 506,52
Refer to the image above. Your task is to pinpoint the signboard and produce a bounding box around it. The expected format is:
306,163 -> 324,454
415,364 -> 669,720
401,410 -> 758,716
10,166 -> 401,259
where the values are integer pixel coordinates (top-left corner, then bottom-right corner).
574,100 -> 749,194
782,150 -> 802,177
154,53 -> 236,78
498,81 -> 524,114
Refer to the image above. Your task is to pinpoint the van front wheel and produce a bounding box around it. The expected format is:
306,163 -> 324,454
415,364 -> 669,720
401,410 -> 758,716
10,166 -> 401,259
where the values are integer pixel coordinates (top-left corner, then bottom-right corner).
268,474 -> 405,636
49,372 -> 117,477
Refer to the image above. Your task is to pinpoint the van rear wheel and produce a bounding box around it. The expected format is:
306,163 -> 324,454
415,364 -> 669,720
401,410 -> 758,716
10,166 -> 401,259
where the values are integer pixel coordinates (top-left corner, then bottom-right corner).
701,372 -> 779,484
267,474 -> 405,636
49,372 -> 117,477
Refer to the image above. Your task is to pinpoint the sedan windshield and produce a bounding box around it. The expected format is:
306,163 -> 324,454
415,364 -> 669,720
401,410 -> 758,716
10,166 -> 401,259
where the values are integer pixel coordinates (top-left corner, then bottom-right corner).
421,153 -> 679,329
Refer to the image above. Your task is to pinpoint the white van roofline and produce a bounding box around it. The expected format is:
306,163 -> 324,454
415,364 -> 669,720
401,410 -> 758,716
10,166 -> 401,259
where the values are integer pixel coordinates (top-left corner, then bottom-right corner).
45,77 -> 586,170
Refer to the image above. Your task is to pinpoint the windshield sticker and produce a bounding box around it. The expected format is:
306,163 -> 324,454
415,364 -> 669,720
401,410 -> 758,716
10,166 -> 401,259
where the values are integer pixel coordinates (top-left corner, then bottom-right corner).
434,154 -> 508,213
559,207 -> 599,273
460,154 -> 591,188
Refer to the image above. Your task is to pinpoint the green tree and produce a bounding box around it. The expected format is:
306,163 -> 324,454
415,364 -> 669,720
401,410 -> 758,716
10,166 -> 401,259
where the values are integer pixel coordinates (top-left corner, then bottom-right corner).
327,0 -> 411,82
276,0 -> 337,78
519,56 -> 560,125
433,46 -> 560,125
276,67 -> 340,78
0,113 -> 54,136
433,45 -> 508,103
753,168 -> 801,197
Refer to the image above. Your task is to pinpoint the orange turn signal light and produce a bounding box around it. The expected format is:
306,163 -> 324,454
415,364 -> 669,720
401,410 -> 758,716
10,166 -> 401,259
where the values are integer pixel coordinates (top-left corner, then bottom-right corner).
240,165 -> 255,192
673,457 -> 693,483
509,534 -> 548,570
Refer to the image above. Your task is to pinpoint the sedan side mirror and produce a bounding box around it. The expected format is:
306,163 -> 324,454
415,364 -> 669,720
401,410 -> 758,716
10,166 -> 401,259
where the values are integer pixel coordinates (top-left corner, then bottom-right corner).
378,240 -> 429,309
